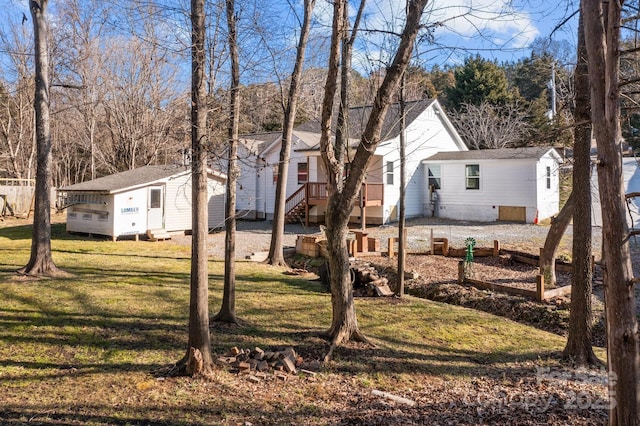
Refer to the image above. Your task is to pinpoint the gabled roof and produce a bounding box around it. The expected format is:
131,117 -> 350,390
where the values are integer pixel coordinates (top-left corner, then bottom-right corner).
423,147 -> 561,162
58,164 -> 226,193
258,129 -> 323,157
239,131 -> 281,155
294,98 -> 437,142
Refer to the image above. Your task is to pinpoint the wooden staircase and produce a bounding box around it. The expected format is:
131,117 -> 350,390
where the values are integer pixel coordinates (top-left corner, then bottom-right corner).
285,200 -> 307,224
284,185 -> 308,224
146,228 -> 171,241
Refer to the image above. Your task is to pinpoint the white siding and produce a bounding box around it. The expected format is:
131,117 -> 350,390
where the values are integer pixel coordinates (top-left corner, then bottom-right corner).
164,172 -> 227,231
113,188 -> 148,236
207,177 -> 226,229
373,104 -> 467,223
236,144 -> 259,214
261,147 -> 309,218
66,194 -> 114,236
165,175 -> 192,232
535,155 -> 560,220
424,156 -> 560,223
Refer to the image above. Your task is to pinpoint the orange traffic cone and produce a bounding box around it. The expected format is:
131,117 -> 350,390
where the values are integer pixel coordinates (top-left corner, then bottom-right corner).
533,210 -> 539,224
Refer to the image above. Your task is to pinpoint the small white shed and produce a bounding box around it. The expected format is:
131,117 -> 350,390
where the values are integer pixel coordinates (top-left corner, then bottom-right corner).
422,147 -> 562,223
58,165 -> 227,240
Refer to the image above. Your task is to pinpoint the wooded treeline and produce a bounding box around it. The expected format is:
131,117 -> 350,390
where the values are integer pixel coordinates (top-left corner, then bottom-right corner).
1,0 -> 585,189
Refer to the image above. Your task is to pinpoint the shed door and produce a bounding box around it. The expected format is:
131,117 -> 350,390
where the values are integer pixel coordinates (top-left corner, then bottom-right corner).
498,206 -> 526,222
147,186 -> 164,230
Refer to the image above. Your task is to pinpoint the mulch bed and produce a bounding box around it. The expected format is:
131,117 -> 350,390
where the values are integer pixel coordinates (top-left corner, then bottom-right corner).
370,253 -> 606,347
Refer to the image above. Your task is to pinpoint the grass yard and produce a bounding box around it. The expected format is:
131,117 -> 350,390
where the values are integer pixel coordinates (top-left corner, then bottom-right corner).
0,219 -> 609,425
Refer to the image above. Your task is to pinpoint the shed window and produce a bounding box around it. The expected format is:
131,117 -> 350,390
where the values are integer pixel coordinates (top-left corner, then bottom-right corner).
150,189 -> 161,208
297,162 -> 308,184
465,164 -> 480,190
546,166 -> 551,189
428,165 -> 441,190
386,161 -> 394,185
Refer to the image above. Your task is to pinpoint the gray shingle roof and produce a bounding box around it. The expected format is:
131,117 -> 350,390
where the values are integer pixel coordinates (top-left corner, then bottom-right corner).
59,165 -> 191,193
294,98 -> 436,142
424,147 -> 559,162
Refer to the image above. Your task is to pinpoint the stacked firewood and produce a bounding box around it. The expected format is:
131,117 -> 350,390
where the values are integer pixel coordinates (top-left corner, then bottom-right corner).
350,260 -> 394,297
217,346 -> 314,381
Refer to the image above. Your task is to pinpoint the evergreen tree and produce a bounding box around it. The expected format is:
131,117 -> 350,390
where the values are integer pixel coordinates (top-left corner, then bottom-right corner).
445,55 -> 513,111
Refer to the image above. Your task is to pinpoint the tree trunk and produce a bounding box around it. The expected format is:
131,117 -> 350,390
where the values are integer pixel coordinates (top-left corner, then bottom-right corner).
562,9 -> 599,367
174,0 -> 214,377
582,1 -> 639,423
266,0 -> 315,267
539,192 -> 574,288
397,73 -> 406,297
214,0 -> 240,324
319,0 -> 429,360
19,0 -> 61,277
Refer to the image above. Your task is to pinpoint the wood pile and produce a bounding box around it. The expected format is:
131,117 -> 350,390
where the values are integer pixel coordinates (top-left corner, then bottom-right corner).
217,346 -> 314,381
350,260 -> 394,297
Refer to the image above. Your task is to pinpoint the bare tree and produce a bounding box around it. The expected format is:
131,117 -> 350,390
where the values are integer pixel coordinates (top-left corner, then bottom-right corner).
18,0 -> 62,276
266,0 -> 315,267
450,101 -> 530,149
562,8 -> 599,366
174,0 -> 214,377
0,21 -> 36,181
539,193 -> 574,288
213,0 -> 240,324
582,0 -> 639,423
319,0 -> 429,361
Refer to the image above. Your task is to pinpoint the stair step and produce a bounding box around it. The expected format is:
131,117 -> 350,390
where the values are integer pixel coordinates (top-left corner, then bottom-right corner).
146,229 -> 172,241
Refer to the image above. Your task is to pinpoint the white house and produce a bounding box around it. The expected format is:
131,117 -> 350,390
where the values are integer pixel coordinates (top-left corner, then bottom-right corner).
57,165 -> 227,240
237,98 -> 468,226
422,147 -> 563,223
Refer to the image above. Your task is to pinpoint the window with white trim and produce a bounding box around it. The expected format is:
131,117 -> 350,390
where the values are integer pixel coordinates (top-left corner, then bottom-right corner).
465,164 -> 480,190
546,166 -> 551,189
386,161 -> 394,185
428,164 -> 441,190
297,162 -> 308,184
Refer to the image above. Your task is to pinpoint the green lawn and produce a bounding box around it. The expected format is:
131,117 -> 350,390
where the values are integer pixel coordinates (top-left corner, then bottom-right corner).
0,220 -> 608,425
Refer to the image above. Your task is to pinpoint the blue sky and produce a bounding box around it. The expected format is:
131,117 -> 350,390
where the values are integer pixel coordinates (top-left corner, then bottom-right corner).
0,0 -> 580,79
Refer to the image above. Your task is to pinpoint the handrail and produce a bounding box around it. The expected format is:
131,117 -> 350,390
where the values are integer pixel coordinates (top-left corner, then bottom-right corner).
285,184 -> 307,216
284,181 -> 384,217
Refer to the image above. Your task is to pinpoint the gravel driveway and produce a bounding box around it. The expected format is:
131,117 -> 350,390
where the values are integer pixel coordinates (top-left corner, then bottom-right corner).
172,216 -> 606,262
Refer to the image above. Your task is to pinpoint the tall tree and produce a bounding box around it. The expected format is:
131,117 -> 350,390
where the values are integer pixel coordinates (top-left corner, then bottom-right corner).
562,8 -> 598,366
213,0 -> 240,324
175,0 -> 214,377
266,0 -> 315,267
18,0 -> 61,276
582,0 -> 639,423
319,0 -> 428,361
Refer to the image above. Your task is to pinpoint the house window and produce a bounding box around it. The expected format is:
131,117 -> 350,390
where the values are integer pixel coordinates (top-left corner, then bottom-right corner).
297,162 -> 308,184
428,165 -> 441,190
386,161 -> 394,185
546,166 -> 551,189
465,164 -> 480,190
273,165 -> 279,184
150,189 -> 161,208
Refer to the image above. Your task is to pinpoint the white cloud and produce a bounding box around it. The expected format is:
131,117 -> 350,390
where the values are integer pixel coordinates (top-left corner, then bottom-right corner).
429,0 -> 540,49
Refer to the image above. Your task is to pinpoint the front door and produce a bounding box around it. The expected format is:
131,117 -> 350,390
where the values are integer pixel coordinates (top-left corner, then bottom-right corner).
147,186 -> 164,230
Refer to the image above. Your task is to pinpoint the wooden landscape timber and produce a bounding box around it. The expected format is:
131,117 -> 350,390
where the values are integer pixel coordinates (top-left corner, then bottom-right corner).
457,260 -> 572,302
